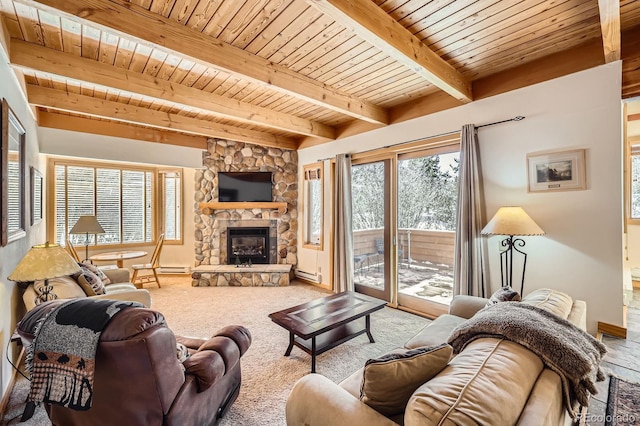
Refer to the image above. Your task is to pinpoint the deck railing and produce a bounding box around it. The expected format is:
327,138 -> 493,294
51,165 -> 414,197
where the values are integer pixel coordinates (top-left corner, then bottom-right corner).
353,228 -> 454,267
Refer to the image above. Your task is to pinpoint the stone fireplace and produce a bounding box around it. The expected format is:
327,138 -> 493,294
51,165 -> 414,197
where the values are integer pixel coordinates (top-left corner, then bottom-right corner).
192,139 -> 297,287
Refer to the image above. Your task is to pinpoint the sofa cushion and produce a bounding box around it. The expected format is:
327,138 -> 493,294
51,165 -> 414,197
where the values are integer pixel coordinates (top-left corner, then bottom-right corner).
405,337 -> 544,425
32,276 -> 86,305
405,314 -> 466,349
521,288 -> 573,319
360,343 -> 452,416
104,283 -> 138,293
487,286 -> 521,305
75,266 -> 106,296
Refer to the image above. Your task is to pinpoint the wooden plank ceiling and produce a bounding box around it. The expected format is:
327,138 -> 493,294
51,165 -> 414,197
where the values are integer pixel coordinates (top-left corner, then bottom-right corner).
1,0 -> 639,150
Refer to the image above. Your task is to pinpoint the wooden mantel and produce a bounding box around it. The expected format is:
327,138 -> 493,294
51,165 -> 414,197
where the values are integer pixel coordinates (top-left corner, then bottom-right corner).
199,201 -> 288,214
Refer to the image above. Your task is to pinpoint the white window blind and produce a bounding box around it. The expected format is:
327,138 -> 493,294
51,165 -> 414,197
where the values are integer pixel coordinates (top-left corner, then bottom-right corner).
7,160 -> 21,233
303,164 -> 323,247
54,163 -> 155,246
632,150 -> 640,219
160,171 -> 181,241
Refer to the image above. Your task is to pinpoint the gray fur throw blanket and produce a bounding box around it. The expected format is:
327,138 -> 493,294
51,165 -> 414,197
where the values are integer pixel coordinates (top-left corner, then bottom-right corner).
26,298 -> 143,410
447,302 -> 606,419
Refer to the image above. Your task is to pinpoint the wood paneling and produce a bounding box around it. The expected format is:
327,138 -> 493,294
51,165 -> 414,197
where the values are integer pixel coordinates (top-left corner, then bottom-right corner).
1,0 -> 639,149
27,84 -> 299,148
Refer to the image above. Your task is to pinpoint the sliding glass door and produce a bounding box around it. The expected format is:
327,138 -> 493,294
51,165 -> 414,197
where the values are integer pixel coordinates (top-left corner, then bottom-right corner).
350,145 -> 459,317
351,160 -> 391,301
396,149 -> 459,316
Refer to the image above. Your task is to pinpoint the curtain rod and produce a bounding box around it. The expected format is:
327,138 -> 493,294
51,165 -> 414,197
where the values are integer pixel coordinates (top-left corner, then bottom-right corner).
317,115 -> 525,162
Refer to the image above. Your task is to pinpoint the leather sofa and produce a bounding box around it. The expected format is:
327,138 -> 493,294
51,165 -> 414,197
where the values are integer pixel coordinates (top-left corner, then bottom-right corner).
22,267 -> 151,311
286,288 -> 587,426
14,300 -> 252,426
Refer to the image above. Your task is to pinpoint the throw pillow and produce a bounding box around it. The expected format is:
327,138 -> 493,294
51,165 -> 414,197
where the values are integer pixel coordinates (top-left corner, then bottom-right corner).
487,286 -> 521,306
360,343 -> 452,416
74,266 -> 106,296
80,261 -> 112,285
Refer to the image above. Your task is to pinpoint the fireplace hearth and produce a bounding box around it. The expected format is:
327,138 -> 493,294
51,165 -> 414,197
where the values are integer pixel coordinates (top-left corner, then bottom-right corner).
227,227 -> 270,265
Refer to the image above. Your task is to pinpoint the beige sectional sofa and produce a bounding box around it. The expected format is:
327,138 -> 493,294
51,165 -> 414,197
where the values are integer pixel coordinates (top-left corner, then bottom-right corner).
22,267 -> 151,311
286,289 -> 587,426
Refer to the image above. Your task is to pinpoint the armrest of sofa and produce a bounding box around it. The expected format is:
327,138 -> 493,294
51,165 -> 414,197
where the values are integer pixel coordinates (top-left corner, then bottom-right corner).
103,268 -> 130,284
286,374 -> 398,426
448,295 -> 489,319
178,325 -> 251,393
92,289 -> 151,307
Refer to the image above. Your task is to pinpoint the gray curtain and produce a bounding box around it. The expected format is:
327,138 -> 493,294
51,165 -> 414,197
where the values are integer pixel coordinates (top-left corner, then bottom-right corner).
453,124 -> 486,297
333,153 -> 354,293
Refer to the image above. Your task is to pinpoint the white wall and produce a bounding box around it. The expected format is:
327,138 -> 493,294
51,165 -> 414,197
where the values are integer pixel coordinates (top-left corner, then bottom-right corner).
0,34 -> 45,398
38,127 -> 203,168
298,63 -> 624,334
38,130 -> 202,269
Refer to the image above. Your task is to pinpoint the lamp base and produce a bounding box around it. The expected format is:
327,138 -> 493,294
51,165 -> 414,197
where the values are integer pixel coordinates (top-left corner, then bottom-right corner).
34,278 -> 58,306
499,236 -> 528,295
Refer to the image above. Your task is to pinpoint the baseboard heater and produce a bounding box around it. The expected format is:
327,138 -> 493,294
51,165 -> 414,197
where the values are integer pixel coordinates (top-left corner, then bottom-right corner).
158,266 -> 191,274
294,269 -> 321,284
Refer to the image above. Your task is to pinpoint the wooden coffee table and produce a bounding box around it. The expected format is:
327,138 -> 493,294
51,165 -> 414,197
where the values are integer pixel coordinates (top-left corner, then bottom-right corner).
269,291 -> 386,373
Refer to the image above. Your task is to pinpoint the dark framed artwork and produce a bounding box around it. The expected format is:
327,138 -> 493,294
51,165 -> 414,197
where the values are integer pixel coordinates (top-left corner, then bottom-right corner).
31,166 -> 43,225
1,98 -> 26,246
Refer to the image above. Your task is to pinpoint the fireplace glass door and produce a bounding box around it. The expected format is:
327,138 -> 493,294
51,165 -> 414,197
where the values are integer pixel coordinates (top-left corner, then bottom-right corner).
228,227 -> 270,264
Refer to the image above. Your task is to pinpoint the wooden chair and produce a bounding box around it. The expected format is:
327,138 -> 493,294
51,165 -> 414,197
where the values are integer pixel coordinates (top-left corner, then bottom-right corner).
66,239 -> 81,263
131,234 -> 164,288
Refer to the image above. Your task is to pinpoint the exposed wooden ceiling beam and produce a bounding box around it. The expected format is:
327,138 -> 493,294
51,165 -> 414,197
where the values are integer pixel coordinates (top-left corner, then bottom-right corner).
26,84 -> 299,150
10,40 -> 335,140
300,38 -> 606,148
622,25 -> 640,99
598,0 -> 621,62
38,111 -> 208,149
306,0 -> 472,103
25,0 -> 388,125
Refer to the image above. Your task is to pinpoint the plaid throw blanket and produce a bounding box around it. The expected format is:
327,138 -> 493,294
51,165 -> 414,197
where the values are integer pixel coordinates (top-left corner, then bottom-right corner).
447,302 -> 607,419
26,299 -> 142,410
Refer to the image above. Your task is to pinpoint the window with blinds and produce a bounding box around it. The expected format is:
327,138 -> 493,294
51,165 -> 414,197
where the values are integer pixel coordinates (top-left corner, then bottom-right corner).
631,146 -> 640,220
303,163 -> 323,249
159,170 -> 182,243
53,161 -> 155,247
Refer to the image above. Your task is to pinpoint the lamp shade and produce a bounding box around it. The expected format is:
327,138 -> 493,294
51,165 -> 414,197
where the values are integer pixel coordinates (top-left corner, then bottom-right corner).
8,243 -> 81,282
70,215 -> 105,235
481,207 -> 545,236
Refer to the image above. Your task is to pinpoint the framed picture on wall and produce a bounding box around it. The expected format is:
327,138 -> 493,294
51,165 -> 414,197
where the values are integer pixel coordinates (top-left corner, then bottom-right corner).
527,149 -> 586,192
1,98 -> 27,246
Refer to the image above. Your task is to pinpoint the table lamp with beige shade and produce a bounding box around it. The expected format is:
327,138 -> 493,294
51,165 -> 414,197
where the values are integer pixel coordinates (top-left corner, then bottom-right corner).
8,242 -> 81,306
70,215 -> 105,262
481,206 -> 545,295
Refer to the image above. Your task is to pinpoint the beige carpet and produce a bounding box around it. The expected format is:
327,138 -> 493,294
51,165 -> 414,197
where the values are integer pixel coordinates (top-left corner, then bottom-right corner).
2,277 -> 430,425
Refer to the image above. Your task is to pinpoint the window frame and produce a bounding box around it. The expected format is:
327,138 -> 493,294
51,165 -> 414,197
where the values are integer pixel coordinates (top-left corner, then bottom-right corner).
158,168 -> 183,245
47,157 -> 162,249
303,162 -> 324,250
628,143 -> 640,225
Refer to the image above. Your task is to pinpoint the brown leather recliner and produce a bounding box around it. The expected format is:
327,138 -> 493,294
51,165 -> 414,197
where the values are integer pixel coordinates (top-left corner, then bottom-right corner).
15,300 -> 252,426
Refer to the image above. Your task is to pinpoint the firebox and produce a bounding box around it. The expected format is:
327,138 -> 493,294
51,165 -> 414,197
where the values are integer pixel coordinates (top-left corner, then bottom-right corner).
227,227 -> 270,264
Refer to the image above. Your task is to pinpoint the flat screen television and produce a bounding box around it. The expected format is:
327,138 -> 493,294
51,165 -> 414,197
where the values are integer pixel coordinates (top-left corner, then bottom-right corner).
218,172 -> 273,202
